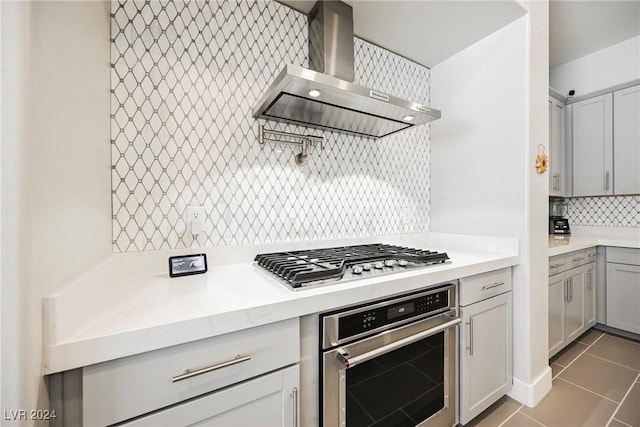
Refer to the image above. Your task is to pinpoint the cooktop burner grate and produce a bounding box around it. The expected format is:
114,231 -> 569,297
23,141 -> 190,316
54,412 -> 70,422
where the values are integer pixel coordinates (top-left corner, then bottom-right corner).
254,243 -> 449,289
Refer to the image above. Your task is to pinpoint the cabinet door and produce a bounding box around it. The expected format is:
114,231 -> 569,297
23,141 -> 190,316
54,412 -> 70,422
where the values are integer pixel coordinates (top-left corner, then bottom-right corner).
613,85 -> 640,195
549,98 -> 565,196
548,274 -> 565,358
460,292 -> 512,425
120,365 -> 299,427
572,93 -> 613,196
565,267 -> 585,343
606,263 -> 640,334
584,263 -> 596,328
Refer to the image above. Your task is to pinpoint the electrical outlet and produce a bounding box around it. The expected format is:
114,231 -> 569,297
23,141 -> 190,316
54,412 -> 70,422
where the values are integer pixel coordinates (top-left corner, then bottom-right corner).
186,206 -> 204,221
402,207 -> 413,225
186,206 -> 205,235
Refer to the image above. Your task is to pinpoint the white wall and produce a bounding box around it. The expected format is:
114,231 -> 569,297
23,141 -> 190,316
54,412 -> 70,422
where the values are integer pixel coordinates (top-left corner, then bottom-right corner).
430,19 -> 527,238
550,35 -> 640,97
431,1 -> 551,407
1,2 -> 112,423
1,1 -> 30,420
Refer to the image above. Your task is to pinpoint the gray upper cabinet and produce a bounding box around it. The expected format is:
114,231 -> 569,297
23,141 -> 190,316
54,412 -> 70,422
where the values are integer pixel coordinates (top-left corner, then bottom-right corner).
572,93 -> 613,196
549,97 -> 566,197
613,85 -> 640,195
572,84 -> 640,197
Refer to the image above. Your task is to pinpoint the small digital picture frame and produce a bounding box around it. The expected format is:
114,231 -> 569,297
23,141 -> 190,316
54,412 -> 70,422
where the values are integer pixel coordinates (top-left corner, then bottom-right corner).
169,254 -> 208,278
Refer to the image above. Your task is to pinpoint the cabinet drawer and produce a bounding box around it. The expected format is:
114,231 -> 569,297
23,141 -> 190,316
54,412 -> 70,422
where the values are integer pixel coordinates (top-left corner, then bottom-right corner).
119,365 -> 299,427
585,247 -> 597,264
460,268 -> 512,306
83,318 -> 300,426
549,254 -> 566,276
607,247 -> 640,266
566,249 -> 587,270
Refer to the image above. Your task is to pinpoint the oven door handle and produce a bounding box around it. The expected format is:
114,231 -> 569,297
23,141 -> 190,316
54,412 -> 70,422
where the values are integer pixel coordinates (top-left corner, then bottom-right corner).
335,315 -> 461,369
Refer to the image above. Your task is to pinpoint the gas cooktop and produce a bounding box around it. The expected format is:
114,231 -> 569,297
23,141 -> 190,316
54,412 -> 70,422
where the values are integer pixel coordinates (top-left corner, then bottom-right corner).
254,243 -> 450,289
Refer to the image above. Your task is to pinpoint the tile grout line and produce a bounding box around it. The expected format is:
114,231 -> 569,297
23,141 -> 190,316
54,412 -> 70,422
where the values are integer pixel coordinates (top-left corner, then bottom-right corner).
605,333 -> 640,348
611,418 -> 633,427
552,331 -> 606,380
515,409 -> 547,427
555,377 -> 621,405
496,403 -> 526,427
553,331 -> 640,427
585,352 -> 640,372
605,371 -> 640,427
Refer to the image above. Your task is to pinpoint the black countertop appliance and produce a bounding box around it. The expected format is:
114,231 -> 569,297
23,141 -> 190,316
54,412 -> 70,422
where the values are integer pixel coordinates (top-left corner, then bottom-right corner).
549,199 -> 571,234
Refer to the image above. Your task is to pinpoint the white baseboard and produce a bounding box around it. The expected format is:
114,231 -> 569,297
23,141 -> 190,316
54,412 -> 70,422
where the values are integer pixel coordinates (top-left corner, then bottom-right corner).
508,366 -> 552,407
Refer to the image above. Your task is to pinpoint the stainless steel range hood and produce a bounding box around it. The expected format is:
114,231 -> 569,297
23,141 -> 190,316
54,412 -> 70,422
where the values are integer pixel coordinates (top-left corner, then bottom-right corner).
252,1 -> 441,139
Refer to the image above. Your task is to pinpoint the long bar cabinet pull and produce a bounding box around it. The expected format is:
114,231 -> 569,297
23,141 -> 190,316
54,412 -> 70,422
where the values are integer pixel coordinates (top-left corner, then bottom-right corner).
291,387 -> 299,427
172,354 -> 252,382
569,277 -> 573,302
467,318 -> 474,356
481,282 -> 504,291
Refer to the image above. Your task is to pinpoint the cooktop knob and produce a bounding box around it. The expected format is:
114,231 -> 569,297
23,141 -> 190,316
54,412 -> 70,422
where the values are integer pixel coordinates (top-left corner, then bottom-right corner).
362,263 -> 372,271
374,262 -> 384,269
398,259 -> 409,267
384,259 -> 397,267
352,265 -> 364,274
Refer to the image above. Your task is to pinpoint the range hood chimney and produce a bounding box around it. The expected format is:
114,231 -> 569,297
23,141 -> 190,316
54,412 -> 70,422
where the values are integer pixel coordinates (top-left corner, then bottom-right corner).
252,1 -> 441,139
308,1 -> 355,82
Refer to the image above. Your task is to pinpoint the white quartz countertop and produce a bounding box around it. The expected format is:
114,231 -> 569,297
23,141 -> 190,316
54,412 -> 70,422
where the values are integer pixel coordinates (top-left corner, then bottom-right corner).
43,233 -> 519,374
548,226 -> 640,256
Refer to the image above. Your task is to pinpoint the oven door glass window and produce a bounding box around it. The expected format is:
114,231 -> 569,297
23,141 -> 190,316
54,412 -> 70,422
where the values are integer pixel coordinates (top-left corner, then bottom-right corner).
345,332 -> 445,426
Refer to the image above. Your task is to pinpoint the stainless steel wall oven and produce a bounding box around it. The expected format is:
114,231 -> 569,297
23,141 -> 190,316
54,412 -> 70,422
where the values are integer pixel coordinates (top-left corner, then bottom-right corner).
320,283 -> 460,427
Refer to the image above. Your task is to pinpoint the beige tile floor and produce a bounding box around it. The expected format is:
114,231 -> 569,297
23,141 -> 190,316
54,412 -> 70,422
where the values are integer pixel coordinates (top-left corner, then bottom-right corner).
466,329 -> 640,427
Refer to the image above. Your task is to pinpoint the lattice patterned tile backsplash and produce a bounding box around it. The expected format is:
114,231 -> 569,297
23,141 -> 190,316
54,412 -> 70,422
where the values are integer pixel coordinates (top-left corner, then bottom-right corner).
567,196 -> 639,227
110,0 -> 432,252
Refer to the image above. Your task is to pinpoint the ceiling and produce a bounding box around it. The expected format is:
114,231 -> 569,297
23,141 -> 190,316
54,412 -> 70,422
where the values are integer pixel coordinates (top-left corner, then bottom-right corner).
549,1 -> 640,68
278,0 -> 640,69
278,0 -> 526,68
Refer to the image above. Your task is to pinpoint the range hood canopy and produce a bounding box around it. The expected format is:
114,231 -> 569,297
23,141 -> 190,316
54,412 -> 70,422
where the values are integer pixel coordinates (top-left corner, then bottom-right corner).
252,1 -> 441,139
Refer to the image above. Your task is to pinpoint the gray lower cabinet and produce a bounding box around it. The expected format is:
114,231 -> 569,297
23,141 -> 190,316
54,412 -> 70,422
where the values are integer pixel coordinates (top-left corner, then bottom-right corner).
459,268 -> 512,425
548,248 -> 597,358
606,247 -> 640,334
120,365 -> 299,427
49,318 -> 300,426
584,262 -> 597,327
564,267 -> 586,344
548,274 -> 565,356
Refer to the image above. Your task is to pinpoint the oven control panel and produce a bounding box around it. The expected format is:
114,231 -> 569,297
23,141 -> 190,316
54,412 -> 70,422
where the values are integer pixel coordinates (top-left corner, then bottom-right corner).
337,288 -> 450,341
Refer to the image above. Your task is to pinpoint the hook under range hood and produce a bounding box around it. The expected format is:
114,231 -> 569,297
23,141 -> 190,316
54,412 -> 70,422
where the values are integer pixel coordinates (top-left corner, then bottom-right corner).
252,1 -> 441,139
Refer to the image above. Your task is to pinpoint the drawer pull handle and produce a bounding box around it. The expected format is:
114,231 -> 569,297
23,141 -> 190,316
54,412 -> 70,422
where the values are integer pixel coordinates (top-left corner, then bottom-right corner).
572,257 -> 584,262
550,263 -> 564,269
482,282 -> 504,291
172,354 -> 252,383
